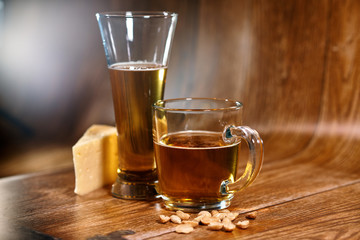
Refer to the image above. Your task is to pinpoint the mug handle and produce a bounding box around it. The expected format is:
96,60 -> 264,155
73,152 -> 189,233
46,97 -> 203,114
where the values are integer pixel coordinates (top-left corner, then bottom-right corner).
220,125 -> 264,194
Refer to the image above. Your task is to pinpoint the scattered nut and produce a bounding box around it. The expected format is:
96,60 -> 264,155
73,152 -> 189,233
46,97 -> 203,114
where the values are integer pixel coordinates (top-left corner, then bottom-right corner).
213,212 -> 227,220
226,212 -> 239,221
211,210 -> 219,216
198,211 -> 212,217
207,222 -> 223,231
246,211 -> 257,219
157,209 -> 256,234
182,220 -> 199,228
200,216 -> 220,225
223,221 -> 236,232
175,224 -> 194,234
159,215 -> 170,223
170,215 -> 182,224
193,215 -> 203,222
236,220 -> 250,229
200,216 -> 212,225
222,217 -> 232,224
176,210 -> 190,220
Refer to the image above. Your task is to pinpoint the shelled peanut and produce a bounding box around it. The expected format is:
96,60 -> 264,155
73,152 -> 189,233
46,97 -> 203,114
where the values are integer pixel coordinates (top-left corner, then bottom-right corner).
158,210 -> 258,234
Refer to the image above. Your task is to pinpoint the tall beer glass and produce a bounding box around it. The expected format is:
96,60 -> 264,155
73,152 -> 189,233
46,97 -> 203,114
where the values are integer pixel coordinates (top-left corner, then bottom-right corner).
96,12 -> 177,199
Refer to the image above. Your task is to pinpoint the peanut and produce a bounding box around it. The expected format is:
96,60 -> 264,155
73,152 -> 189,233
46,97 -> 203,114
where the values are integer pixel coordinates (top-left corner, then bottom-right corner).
193,215 -> 203,222
200,216 -> 220,225
198,210 -> 211,217
246,211 -> 257,219
222,217 -> 232,224
182,220 -> 199,228
213,212 -> 227,220
170,215 -> 182,224
226,212 -> 239,221
159,215 -> 170,223
211,210 -> 219,216
207,222 -> 223,231
175,224 -> 194,234
236,220 -> 250,229
223,221 -> 236,232
176,210 -> 190,220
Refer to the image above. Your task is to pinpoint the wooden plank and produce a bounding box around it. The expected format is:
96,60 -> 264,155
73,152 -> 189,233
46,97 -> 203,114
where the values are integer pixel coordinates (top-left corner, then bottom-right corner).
297,0 -> 360,174
1,167 -> 359,239
147,182 -> 360,239
191,0 -> 329,163
1,152 -> 358,240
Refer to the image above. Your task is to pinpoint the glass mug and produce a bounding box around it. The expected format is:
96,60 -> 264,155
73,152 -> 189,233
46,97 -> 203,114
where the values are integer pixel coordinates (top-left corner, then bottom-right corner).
152,98 -> 264,211
96,12 -> 178,199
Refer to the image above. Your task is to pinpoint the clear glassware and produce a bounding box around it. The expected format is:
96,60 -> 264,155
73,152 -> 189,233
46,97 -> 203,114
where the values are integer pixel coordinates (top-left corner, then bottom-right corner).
96,11 -> 177,199
153,98 -> 264,211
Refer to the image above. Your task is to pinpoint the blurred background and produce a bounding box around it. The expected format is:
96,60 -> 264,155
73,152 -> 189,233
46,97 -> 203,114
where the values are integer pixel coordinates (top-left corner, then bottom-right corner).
0,0 -> 205,176
1,0 -> 359,177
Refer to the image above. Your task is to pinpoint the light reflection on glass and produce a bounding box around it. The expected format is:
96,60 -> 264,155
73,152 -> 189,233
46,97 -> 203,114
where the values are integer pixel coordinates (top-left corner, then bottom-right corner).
125,12 -> 133,42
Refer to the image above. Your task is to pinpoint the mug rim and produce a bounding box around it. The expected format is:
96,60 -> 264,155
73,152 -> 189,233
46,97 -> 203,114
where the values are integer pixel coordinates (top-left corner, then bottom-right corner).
153,97 -> 243,112
96,11 -> 178,18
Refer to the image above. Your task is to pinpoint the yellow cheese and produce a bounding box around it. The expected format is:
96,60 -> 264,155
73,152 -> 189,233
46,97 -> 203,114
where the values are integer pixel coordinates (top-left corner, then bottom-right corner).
72,124 -> 118,195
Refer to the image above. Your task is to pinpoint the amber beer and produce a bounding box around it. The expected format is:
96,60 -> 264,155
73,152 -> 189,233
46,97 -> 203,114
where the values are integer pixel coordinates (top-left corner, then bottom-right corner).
97,11 -> 177,199
153,98 -> 263,209
154,130 -> 240,202
109,62 -> 167,180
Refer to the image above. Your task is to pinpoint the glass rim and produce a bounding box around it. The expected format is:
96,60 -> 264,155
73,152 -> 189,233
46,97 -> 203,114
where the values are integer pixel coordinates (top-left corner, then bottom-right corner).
153,98 -> 243,112
96,11 -> 178,18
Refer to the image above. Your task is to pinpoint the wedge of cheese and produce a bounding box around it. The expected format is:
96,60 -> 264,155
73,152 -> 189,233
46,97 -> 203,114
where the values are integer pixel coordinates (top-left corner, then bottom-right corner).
72,124 -> 118,195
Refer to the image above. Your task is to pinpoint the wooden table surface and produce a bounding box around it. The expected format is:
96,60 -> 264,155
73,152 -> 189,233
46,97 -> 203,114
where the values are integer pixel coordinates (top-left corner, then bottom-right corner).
1,154 -> 359,240
1,0 -> 360,239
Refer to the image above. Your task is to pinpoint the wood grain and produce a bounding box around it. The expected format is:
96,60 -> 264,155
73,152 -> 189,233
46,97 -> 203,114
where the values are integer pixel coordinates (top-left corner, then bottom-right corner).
1,164 -> 359,239
1,0 -> 360,174
191,0 -> 329,163
1,0 -> 360,239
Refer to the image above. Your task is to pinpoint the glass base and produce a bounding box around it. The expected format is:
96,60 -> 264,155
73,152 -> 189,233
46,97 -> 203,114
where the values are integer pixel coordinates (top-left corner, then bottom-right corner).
162,197 -> 232,212
111,169 -> 159,200
111,177 -> 159,200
